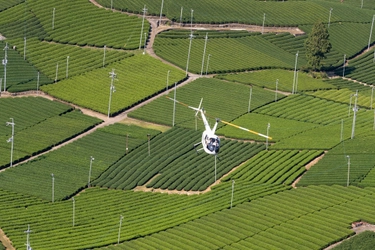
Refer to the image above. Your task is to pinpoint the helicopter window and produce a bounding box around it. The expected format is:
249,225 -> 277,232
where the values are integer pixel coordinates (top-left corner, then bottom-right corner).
206,137 -> 220,153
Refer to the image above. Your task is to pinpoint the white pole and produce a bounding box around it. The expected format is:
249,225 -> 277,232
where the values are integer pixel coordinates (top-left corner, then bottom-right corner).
342,54 -> 346,77
173,82 -> 177,126
190,9 -> 194,31
346,155 -> 350,187
6,118 -> 15,168
180,7 -> 183,27
205,54 -> 211,75
159,0 -> 164,25
275,79 -> 278,102
143,32 -> 147,55
72,197 -> 75,227
266,123 -> 270,150
230,180 -> 235,208
55,62 -> 58,83
66,56 -> 69,78
368,15 -> 375,50
126,133 -> 129,154
51,173 -> 55,203
166,70 -> 170,90
139,5 -> 147,50
214,155 -> 217,183
185,32 -> 194,76
52,8 -> 55,30
108,69 -> 117,118
371,86 -> 374,110
328,8 -> 333,28
200,33 -> 208,76
351,90 -> 358,139
295,71 -> 299,93
103,45 -> 106,68
37,72 -> 39,94
3,42 -> 8,92
111,0 -> 113,10
88,156 -> 94,187
292,51 -> 299,94
262,13 -> 266,34
118,215 -> 124,244
340,119 -> 344,142
361,0 -> 364,8
248,86 -> 252,113
24,36 -> 26,60
24,225 -> 31,250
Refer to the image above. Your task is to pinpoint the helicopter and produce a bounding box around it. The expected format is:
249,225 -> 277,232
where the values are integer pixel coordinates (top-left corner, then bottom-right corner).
166,96 -> 272,155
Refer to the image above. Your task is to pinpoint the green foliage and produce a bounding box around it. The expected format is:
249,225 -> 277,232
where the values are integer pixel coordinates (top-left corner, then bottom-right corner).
0,97 -> 102,167
304,21 -> 332,70
222,150 -> 323,185
298,133 -> 375,186
216,69 -> 336,92
100,185 -> 375,250
14,38 -> 130,81
41,54 -> 186,116
94,127 -> 265,191
300,22 -> 375,61
333,231 -> 375,250
307,79 -> 374,108
154,33 -> 298,74
0,182 -> 289,249
254,94 -> 352,125
96,0 -> 375,25
0,41 -> 52,92
129,77 -> 280,129
217,113 -> 317,142
0,0 -> 24,11
340,48 -> 375,85
0,123 -> 159,201
0,0 -> 149,50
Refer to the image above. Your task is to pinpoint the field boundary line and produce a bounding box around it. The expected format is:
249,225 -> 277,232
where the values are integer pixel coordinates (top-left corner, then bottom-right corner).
292,151 -> 327,188
0,228 -> 15,250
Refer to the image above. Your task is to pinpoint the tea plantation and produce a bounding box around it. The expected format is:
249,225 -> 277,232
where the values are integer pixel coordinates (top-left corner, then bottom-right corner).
0,0 -> 375,249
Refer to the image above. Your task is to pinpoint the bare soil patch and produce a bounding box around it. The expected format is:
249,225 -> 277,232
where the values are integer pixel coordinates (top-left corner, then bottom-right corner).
324,221 -> 375,250
0,228 -> 14,250
292,151 -> 327,188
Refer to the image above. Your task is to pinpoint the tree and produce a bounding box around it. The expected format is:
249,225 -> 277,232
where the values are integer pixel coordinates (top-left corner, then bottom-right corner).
304,21 -> 332,70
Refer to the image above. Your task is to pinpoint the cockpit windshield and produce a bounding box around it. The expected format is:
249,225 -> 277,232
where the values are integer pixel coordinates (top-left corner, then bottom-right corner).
206,136 -> 220,153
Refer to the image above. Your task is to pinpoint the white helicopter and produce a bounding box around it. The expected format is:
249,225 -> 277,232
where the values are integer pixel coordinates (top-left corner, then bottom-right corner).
166,96 -> 272,155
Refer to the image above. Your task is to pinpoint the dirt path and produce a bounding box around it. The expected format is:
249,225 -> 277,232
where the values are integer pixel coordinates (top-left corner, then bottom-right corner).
292,151 -> 326,188
0,229 -> 14,250
133,157 -> 251,195
325,221 -> 375,250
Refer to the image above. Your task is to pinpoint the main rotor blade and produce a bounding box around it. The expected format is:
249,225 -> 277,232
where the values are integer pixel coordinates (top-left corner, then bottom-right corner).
220,120 -> 272,140
165,96 -> 271,140
165,96 -> 199,111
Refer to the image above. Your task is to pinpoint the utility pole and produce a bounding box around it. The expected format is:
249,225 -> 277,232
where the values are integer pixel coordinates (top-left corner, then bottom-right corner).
108,69 -> 117,117
292,51 -> 299,94
200,33 -> 208,76
118,215 -> 124,244
351,90 -> 358,139
3,42 -> 8,91
88,156 -> 94,187
51,173 -> 55,203
24,225 -> 32,250
6,118 -> 15,167
139,5 -> 147,50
